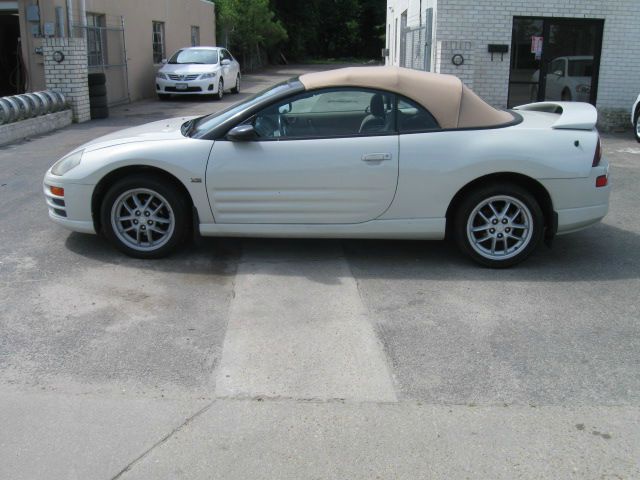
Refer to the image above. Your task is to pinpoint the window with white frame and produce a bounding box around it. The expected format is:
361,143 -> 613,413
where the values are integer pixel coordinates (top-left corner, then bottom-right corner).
191,25 -> 200,47
86,13 -> 106,67
152,21 -> 165,64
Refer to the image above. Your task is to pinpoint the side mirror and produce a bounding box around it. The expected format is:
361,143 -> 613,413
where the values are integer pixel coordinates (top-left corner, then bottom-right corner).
227,124 -> 257,142
221,59 -> 231,66
553,69 -> 564,77
161,58 -> 168,64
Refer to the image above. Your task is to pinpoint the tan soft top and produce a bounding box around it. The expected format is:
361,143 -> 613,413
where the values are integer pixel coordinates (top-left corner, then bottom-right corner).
299,66 -> 514,129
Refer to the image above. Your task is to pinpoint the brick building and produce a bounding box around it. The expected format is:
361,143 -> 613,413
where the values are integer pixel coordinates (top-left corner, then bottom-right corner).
385,0 -> 639,129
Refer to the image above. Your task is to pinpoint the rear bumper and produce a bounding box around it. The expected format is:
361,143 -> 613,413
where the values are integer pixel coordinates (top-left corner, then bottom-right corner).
556,203 -> 609,234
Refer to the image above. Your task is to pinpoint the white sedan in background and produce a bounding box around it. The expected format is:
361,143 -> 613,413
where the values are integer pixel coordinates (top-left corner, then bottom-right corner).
44,67 -> 610,267
155,46 -> 241,100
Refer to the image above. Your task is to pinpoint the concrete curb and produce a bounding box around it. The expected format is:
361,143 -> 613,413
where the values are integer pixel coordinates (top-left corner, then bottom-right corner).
0,109 -> 73,147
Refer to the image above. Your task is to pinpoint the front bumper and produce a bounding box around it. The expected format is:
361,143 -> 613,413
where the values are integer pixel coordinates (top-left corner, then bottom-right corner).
156,76 -> 218,95
43,174 -> 96,234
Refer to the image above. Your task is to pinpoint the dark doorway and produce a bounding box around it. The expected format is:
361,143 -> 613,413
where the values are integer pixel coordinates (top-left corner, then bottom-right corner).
0,12 -> 22,96
508,17 -> 604,108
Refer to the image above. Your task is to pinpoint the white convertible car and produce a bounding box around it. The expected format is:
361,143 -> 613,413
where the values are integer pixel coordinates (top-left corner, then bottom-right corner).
44,67 -> 610,267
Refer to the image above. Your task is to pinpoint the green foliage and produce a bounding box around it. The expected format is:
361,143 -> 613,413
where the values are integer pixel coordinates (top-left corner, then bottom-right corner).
209,0 -> 385,63
215,0 -> 287,55
270,0 -> 385,61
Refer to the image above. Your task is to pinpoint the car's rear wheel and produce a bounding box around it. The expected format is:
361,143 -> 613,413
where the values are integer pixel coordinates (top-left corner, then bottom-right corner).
100,175 -> 190,259
231,75 -> 240,94
454,184 -> 544,268
215,79 -> 224,100
634,109 -> 640,142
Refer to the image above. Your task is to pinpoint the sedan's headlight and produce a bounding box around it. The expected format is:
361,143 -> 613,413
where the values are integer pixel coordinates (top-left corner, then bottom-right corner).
156,72 -> 167,80
51,150 -> 83,176
200,72 -> 217,79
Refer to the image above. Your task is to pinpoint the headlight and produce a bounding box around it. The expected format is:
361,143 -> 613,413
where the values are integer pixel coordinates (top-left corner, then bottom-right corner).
51,150 -> 83,176
200,72 -> 217,79
156,72 -> 167,80
576,84 -> 591,94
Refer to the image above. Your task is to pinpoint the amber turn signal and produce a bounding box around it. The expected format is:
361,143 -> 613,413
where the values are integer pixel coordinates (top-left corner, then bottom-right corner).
49,186 -> 65,196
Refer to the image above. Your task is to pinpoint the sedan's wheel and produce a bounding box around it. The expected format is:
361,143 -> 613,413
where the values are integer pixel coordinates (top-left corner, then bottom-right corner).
231,75 -> 240,94
634,112 -> 640,142
454,185 -> 544,268
215,79 -> 224,100
101,175 -> 190,258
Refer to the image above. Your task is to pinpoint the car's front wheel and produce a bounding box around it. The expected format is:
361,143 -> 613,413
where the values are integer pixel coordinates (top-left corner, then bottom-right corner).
634,110 -> 640,142
215,79 -> 224,100
100,175 -> 190,258
454,184 -> 544,268
231,75 -> 240,94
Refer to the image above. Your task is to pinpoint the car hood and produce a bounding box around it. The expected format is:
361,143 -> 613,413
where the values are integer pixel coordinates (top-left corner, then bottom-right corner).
77,116 -> 198,153
159,63 -> 219,74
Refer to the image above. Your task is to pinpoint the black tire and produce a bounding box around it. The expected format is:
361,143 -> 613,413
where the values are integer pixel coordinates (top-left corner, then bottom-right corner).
88,72 -> 106,86
89,95 -> 108,108
90,105 -> 109,119
158,93 -> 171,101
89,84 -> 107,96
231,75 -> 240,94
634,109 -> 640,143
215,79 -> 224,100
100,174 -> 191,259
453,183 -> 544,268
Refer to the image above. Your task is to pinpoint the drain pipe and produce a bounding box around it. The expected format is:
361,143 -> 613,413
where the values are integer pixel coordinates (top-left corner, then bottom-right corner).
66,0 -> 73,37
79,0 -> 87,39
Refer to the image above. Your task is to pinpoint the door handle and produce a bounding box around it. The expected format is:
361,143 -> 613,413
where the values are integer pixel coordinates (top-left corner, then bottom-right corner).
361,153 -> 392,162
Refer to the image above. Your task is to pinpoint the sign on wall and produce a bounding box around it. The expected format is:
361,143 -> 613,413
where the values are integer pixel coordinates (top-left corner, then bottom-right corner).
531,36 -> 543,60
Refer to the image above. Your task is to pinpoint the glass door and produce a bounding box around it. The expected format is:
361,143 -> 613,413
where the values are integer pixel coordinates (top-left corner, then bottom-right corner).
508,17 -> 604,107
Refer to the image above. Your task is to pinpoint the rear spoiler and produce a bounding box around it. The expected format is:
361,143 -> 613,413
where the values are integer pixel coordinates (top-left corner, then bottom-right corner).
513,101 -> 598,130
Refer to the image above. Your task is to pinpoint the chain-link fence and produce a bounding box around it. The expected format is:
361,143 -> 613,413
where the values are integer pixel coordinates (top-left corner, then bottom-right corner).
73,15 -> 130,106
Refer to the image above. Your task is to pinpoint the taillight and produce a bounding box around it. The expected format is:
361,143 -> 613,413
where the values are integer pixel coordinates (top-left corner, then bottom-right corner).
596,175 -> 608,188
592,136 -> 602,167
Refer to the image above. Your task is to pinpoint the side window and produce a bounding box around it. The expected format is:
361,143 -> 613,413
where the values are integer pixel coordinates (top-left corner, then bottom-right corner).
251,88 -> 395,139
221,50 -> 231,61
550,59 -> 565,76
397,97 -> 439,132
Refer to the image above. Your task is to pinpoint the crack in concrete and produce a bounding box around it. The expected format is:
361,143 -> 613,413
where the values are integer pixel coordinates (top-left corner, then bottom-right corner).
109,400 -> 215,480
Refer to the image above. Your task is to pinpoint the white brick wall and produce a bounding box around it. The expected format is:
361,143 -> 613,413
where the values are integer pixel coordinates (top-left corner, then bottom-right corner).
387,0 -> 640,129
0,110 -> 73,147
42,38 -> 91,124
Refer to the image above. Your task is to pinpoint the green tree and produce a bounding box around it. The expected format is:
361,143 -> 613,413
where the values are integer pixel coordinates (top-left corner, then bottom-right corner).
270,0 -> 385,62
215,0 -> 287,67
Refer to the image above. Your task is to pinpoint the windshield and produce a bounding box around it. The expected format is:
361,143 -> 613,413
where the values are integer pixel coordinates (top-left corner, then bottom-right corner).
169,49 -> 218,65
190,80 -> 301,138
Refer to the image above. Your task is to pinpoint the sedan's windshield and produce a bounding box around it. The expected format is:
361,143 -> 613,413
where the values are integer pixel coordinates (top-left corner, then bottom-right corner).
189,80 -> 302,138
169,49 -> 218,65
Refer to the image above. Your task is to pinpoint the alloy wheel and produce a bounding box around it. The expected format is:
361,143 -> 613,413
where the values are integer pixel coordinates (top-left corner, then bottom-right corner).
110,188 -> 175,252
466,195 -> 534,261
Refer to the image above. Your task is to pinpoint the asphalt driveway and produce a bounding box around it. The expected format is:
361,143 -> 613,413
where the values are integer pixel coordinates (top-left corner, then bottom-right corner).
0,65 -> 639,479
